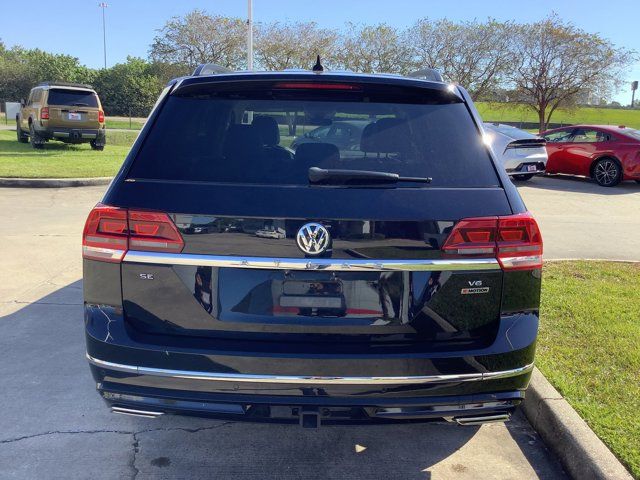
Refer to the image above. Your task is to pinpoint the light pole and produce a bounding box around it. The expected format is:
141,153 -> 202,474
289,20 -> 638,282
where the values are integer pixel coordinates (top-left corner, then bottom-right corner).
247,0 -> 253,71
98,2 -> 108,69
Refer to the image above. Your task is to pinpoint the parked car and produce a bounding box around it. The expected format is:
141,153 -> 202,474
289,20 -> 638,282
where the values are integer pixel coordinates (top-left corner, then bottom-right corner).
290,120 -> 369,152
255,227 -> 286,239
82,64 -> 542,428
16,81 -> 106,150
542,125 -> 640,187
483,123 -> 547,181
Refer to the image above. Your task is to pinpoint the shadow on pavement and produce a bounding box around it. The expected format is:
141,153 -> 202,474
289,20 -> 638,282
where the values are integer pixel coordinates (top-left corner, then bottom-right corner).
0,281 -> 564,479
516,174 -> 640,195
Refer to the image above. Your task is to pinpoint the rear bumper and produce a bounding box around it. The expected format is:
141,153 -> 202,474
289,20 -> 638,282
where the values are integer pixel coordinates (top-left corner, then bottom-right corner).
84,305 -> 537,424
505,162 -> 547,176
40,127 -> 105,143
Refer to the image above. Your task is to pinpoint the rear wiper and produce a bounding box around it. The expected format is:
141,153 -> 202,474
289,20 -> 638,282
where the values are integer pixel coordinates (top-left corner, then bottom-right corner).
308,167 -> 432,186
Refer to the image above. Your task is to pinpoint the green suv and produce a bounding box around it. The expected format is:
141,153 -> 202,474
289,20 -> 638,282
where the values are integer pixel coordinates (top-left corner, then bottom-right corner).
16,82 -> 106,150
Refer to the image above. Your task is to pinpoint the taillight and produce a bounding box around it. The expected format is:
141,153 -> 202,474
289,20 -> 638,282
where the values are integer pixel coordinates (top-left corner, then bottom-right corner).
82,203 -> 184,263
98,110 -> 105,123
442,212 -> 542,271
128,211 -> 184,253
40,107 -> 49,120
496,213 -> 543,270
82,204 -> 128,263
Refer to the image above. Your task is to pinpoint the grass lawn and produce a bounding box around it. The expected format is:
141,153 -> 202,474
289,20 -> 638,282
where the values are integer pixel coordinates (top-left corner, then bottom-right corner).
539,261 -> 640,478
0,129 -> 136,178
105,117 -> 145,130
477,102 -> 640,130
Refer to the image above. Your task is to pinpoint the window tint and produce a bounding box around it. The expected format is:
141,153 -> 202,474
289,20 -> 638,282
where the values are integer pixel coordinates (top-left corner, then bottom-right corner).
47,89 -> 98,107
570,129 -> 607,143
128,95 -> 499,188
544,130 -> 574,142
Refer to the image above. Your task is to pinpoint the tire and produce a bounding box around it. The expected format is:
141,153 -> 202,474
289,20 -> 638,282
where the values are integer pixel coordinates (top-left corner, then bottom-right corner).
16,119 -> 28,143
592,157 -> 622,187
90,140 -> 104,151
513,174 -> 534,181
29,123 -> 44,149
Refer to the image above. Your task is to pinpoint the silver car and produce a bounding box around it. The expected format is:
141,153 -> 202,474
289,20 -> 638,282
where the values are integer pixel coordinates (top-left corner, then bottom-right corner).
484,123 -> 547,181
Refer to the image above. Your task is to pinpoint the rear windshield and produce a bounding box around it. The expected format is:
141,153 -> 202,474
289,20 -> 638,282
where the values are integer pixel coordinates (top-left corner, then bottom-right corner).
47,89 -> 99,107
128,92 -> 498,187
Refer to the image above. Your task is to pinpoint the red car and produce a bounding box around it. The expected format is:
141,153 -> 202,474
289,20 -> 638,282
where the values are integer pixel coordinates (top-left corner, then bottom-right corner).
542,125 -> 640,187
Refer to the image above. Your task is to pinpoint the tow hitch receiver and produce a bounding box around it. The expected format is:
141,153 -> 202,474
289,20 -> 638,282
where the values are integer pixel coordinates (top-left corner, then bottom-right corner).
299,407 -> 321,429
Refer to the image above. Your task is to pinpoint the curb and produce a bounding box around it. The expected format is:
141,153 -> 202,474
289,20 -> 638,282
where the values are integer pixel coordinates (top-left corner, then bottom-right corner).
523,368 -> 633,480
0,177 -> 112,188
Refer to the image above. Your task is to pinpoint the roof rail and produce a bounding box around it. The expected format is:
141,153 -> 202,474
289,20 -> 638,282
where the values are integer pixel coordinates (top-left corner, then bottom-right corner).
406,69 -> 444,83
36,81 -> 94,89
192,64 -> 234,76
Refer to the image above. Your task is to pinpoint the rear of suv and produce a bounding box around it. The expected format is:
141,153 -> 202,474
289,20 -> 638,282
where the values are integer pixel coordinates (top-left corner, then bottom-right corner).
83,65 -> 542,427
17,82 -> 106,150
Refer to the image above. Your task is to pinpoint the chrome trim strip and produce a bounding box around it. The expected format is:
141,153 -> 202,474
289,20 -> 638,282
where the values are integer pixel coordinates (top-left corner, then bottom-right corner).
111,406 -> 164,418
122,250 -> 500,272
87,354 -> 533,386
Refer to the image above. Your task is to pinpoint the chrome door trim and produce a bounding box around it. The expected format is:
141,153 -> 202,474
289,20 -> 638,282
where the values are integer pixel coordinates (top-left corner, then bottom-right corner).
87,354 -> 533,386
122,250 -> 499,272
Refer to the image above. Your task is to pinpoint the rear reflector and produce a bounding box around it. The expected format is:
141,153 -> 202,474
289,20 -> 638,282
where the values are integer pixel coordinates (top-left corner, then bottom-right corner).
82,203 -> 184,263
273,82 -> 362,91
442,212 -> 542,270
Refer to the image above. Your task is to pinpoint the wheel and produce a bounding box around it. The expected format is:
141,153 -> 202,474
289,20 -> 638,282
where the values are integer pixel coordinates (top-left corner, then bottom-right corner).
592,158 -> 621,187
16,119 -> 28,143
29,123 -> 44,149
90,140 -> 104,151
513,174 -> 534,181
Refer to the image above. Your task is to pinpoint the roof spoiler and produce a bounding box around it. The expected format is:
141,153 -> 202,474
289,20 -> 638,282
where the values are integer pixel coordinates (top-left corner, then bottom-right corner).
36,81 -> 94,89
192,64 -> 234,76
406,69 -> 444,83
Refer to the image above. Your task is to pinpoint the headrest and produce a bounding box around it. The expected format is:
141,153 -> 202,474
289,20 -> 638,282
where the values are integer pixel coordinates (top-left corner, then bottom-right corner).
360,118 -> 410,154
372,118 -> 410,154
294,143 -> 340,167
252,116 -> 280,146
223,124 -> 261,158
360,122 -> 379,153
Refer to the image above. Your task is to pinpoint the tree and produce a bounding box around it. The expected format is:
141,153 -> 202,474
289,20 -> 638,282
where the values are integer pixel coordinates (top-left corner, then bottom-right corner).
0,45 -> 93,106
255,21 -> 337,70
509,15 -> 636,132
406,18 -> 515,99
149,10 -> 247,70
335,23 -> 411,74
93,57 -> 163,116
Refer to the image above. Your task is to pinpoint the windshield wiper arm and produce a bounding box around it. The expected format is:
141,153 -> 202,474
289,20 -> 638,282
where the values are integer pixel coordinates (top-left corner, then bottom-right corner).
308,167 -> 432,185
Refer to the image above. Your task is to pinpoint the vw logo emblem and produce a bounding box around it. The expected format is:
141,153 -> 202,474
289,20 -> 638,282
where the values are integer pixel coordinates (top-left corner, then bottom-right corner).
296,223 -> 330,255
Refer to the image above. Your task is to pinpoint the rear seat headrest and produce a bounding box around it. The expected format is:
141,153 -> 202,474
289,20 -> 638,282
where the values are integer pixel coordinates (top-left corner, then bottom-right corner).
252,116 -> 280,146
223,124 -> 261,158
294,143 -> 340,167
360,118 -> 410,154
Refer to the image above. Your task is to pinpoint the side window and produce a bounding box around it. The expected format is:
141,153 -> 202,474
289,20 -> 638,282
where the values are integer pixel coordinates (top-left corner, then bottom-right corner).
309,126 -> 330,139
27,91 -> 35,106
570,129 -> 602,143
333,125 -> 352,138
32,89 -> 42,104
544,130 -> 574,143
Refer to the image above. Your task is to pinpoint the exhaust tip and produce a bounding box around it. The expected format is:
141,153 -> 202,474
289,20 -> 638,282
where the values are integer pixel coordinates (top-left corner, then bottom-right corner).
111,406 -> 164,418
454,413 -> 510,426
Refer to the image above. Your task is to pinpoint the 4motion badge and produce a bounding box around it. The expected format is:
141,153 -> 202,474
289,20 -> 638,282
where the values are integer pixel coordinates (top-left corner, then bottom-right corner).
461,280 -> 489,295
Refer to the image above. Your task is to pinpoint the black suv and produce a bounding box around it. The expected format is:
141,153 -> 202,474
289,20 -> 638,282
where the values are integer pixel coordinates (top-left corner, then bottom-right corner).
82,65 -> 542,427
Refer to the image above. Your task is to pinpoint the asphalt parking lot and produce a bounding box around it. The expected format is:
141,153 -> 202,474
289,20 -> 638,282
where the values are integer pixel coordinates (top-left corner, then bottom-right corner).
1,175 -> 638,479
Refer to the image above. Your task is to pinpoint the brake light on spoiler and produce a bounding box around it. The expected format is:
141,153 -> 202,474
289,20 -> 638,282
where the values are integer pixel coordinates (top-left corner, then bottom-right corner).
82,204 -> 184,263
442,212 -> 542,271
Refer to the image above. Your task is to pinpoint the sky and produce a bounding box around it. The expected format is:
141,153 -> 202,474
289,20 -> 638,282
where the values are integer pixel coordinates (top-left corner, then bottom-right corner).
1,0 -> 638,103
